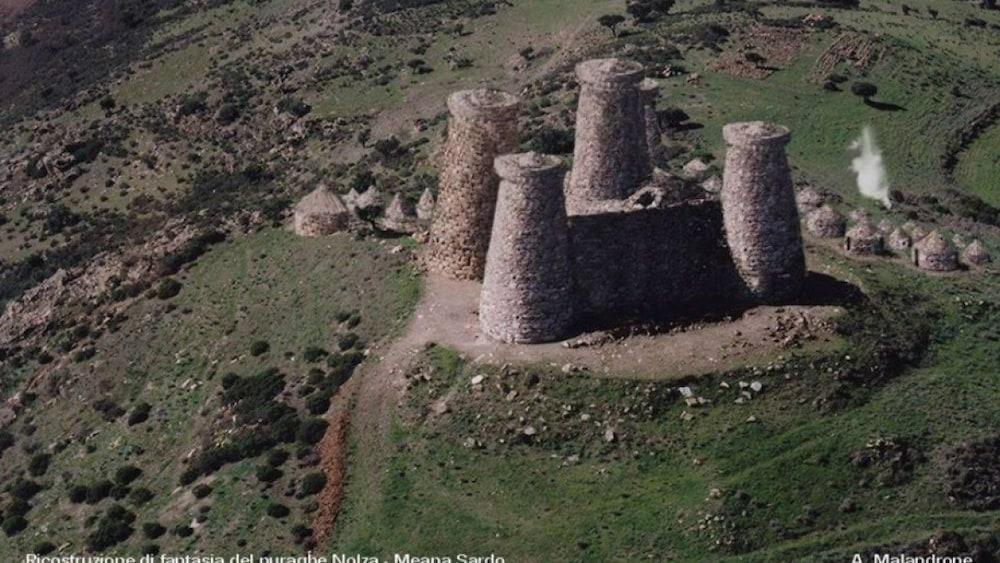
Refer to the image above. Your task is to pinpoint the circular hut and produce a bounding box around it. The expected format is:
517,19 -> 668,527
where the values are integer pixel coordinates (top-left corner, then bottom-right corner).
844,220 -> 883,255
795,186 -> 824,214
293,187 -> 350,237
961,239 -> 991,267
912,230 -> 958,272
887,228 -> 912,253
805,205 -> 846,238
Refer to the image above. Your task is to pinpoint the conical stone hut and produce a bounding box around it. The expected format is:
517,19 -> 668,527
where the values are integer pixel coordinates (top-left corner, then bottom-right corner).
844,220 -> 883,255
877,218 -> 894,234
961,239 -> 991,267
887,228 -> 912,252
795,186 -> 824,214
416,188 -> 435,222
293,187 -> 350,236
381,194 -> 417,233
912,230 -> 958,272
805,205 -> 846,238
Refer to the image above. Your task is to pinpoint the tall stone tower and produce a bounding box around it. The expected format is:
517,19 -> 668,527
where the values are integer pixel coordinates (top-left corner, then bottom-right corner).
720,121 -> 805,302
427,88 -> 520,280
567,58 -> 649,211
480,153 -> 574,344
640,78 -> 663,166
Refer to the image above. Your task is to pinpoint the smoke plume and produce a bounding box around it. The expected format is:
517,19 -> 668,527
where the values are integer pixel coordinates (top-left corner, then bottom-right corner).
849,126 -> 892,209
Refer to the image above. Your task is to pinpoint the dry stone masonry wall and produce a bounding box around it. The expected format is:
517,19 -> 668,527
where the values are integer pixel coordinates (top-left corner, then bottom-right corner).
721,122 -> 805,303
480,153 -> 574,343
567,58 -> 650,213
427,88 -> 520,280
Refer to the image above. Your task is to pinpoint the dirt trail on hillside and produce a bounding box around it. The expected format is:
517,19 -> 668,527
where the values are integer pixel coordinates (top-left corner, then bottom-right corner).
313,273 -> 840,541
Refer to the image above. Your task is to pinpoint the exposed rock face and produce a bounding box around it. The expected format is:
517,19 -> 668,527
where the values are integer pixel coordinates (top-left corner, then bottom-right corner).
682,158 -> 710,180
293,186 -> 350,236
961,239 -> 991,267
639,78 -> 663,165
427,88 -> 520,280
805,204 -> 846,238
888,227 -> 912,252
416,188 -> 435,222
567,58 -> 649,212
721,121 -> 805,303
913,230 -> 958,272
844,220 -> 884,255
480,153 -> 573,344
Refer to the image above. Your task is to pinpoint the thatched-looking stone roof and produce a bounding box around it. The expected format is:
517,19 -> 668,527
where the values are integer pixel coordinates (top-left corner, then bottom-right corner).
961,239 -> 991,266
293,187 -> 350,237
805,205 -> 845,238
912,230 -> 958,272
844,220 -> 883,255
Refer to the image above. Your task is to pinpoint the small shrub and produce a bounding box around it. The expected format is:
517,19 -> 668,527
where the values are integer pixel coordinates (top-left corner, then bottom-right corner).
173,524 -> 194,538
305,394 -> 331,415
114,465 -> 142,486
32,541 -> 56,555
250,340 -> 270,356
28,453 -> 52,476
9,478 -> 42,501
0,431 -> 14,456
267,449 -> 289,467
86,480 -> 113,504
297,418 -> 329,445
69,484 -> 89,503
256,465 -> 283,483
142,522 -> 166,539
266,503 -> 290,518
192,484 -> 212,499
303,347 -> 327,363
2,515 -> 28,536
221,372 -> 240,389
141,543 -> 160,556
129,487 -> 155,505
300,472 -> 327,496
156,278 -> 183,300
127,402 -> 152,426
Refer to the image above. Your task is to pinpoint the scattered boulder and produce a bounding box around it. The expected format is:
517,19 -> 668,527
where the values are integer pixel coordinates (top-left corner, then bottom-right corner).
416,188 -> 436,222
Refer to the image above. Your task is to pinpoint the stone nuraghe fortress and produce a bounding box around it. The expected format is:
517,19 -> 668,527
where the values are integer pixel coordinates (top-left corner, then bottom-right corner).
428,57 -> 806,344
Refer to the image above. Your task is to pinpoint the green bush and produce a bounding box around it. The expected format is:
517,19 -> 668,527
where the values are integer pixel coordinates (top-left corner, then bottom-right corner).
115,465 -> 142,486
69,484 -> 89,503
156,278 -> 183,300
173,524 -> 194,538
250,340 -> 270,356
305,394 -> 331,415
0,430 -> 14,456
2,515 -> 28,536
297,418 -> 329,445
32,541 -> 56,555
267,449 -> 289,467
192,484 -> 212,499
300,472 -> 327,496
28,453 -> 52,476
256,465 -> 283,483
9,478 -> 42,501
337,332 -> 360,351
85,480 -> 113,504
303,347 -> 328,363
142,522 -> 166,539
127,402 -> 152,426
129,487 -> 154,505
266,503 -> 290,518
141,543 -> 160,556
86,504 -> 135,551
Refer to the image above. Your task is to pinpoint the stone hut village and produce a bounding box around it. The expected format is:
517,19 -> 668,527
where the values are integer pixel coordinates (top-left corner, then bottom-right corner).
292,57 -> 991,344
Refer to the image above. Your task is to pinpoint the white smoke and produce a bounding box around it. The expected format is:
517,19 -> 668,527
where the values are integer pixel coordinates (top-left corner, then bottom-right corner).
849,126 -> 892,209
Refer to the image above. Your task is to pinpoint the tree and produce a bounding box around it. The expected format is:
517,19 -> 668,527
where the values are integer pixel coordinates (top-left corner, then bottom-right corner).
851,81 -> 878,101
598,14 -> 626,37
626,3 -> 652,22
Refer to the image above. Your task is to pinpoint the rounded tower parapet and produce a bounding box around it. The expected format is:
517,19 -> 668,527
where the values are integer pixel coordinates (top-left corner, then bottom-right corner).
721,121 -> 805,302
480,152 -> 574,344
427,89 -> 520,280
567,58 -> 650,211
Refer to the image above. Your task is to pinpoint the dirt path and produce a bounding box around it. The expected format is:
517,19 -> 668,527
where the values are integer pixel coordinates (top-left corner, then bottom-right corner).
312,271 -> 840,541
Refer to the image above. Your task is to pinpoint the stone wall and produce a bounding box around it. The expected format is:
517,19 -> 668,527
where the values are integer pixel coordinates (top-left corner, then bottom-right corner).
567,197 -> 743,324
721,122 -> 805,303
427,89 -> 520,280
567,58 -> 650,212
480,153 -> 574,343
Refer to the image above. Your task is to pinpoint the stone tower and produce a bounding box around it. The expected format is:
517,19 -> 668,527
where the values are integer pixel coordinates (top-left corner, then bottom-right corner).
720,121 -> 805,302
427,88 -> 520,280
640,78 -> 663,166
480,153 -> 573,344
567,58 -> 649,211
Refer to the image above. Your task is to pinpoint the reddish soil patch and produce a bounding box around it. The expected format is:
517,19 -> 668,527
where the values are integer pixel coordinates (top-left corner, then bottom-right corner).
310,381 -> 355,545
